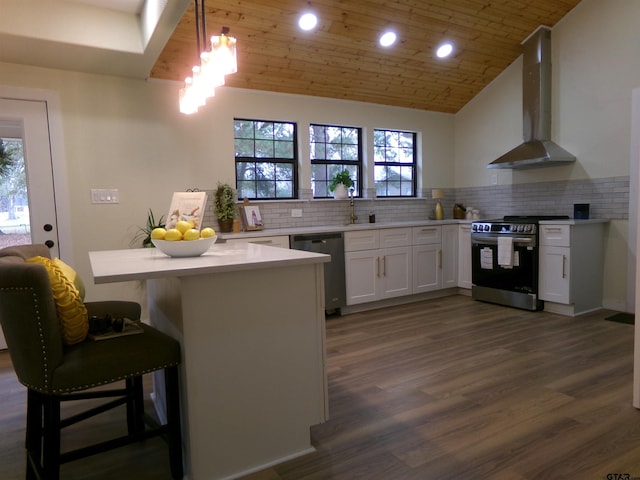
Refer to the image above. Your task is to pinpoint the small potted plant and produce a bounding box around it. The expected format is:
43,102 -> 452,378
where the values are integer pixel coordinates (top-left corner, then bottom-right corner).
214,182 -> 237,232
329,170 -> 354,199
131,209 -> 165,248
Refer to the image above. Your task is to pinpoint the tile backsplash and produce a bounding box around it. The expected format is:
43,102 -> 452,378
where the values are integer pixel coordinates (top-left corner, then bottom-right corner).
199,176 -> 629,231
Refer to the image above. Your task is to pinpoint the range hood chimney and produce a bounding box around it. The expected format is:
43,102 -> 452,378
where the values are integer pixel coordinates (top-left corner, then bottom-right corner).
488,26 -> 575,169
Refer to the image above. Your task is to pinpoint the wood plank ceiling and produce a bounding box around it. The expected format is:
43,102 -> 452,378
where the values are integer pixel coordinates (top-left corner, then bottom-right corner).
150,0 -> 582,114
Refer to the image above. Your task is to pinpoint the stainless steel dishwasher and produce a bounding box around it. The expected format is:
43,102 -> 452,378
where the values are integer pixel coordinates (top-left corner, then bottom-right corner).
290,232 -> 346,314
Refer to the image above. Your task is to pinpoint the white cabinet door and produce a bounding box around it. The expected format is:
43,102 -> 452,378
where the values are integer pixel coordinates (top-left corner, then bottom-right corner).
458,224 -> 472,289
413,244 -> 441,293
379,247 -> 412,299
345,250 -> 379,305
539,245 -> 571,304
441,225 -> 458,288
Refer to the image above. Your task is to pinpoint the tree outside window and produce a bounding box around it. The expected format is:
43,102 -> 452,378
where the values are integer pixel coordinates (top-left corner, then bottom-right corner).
310,124 -> 362,198
234,119 -> 297,199
373,129 -> 416,197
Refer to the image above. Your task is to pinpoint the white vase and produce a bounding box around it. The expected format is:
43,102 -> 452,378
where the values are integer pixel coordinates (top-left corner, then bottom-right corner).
333,183 -> 348,200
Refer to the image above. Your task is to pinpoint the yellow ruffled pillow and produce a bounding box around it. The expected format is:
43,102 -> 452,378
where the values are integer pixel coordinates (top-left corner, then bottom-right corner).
26,256 -> 88,345
52,257 -> 86,300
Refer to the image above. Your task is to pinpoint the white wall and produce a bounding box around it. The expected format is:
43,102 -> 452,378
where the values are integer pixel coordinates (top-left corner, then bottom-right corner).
0,62 -> 454,306
455,0 -> 640,186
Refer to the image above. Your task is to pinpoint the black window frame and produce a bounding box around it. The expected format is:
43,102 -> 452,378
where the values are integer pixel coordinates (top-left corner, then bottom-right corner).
310,123 -> 362,198
373,129 -> 417,197
234,118 -> 298,200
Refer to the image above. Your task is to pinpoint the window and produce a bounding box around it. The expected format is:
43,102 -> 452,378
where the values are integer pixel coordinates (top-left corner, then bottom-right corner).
234,119 -> 297,199
373,129 -> 416,197
310,124 -> 362,198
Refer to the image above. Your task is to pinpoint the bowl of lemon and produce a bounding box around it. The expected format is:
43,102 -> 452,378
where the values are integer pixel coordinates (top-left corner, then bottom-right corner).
151,221 -> 217,257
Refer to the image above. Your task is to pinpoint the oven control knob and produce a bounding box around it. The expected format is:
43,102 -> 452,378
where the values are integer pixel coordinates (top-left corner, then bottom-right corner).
472,224 -> 477,232
484,225 -> 490,232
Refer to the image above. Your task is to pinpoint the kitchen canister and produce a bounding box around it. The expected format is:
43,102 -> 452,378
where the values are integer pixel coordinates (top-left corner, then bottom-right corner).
574,203 -> 589,219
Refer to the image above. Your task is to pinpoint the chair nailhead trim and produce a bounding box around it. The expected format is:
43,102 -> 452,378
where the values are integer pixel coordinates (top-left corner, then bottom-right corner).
0,286 -> 50,390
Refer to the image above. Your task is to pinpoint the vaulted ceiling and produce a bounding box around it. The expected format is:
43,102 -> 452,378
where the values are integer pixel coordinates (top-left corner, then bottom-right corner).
151,0 -> 583,113
0,1 -> 582,114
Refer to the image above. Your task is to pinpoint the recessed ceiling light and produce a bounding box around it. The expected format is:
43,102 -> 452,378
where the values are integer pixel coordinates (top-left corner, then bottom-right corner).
379,31 -> 397,47
436,42 -> 454,58
299,12 -> 318,31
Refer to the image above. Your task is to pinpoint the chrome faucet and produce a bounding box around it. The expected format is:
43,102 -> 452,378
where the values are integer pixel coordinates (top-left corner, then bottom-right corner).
349,187 -> 357,224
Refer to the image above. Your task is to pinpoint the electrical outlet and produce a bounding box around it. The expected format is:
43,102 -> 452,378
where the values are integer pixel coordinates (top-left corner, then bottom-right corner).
491,174 -> 498,185
291,208 -> 303,217
91,188 -> 119,204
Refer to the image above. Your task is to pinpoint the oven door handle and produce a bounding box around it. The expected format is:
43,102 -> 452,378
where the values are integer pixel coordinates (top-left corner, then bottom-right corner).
471,236 -> 535,246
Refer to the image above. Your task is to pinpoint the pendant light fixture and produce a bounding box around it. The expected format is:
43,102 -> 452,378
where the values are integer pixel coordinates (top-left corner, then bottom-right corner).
179,0 -> 237,114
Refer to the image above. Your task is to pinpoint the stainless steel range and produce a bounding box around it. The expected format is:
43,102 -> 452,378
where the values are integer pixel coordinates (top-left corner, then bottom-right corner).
470,216 -> 569,311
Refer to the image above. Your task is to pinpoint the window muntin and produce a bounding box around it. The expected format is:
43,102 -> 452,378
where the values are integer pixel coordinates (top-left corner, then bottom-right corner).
234,119 -> 297,199
373,129 -> 416,197
310,124 -> 362,198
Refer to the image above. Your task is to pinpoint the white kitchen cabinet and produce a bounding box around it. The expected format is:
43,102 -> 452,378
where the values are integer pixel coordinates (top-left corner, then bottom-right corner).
345,228 -> 412,305
457,224 -> 472,289
224,235 -> 290,249
442,224 -> 458,288
539,245 -> 570,304
538,221 -> 605,316
413,243 -> 440,292
412,225 -> 451,293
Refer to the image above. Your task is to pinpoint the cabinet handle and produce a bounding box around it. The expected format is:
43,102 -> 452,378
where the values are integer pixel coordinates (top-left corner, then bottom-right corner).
544,227 -> 563,233
562,255 -> 566,278
421,228 -> 437,233
381,256 -> 386,276
376,256 -> 380,277
438,249 -> 442,269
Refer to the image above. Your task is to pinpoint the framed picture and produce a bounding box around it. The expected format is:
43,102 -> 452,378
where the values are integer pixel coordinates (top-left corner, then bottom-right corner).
241,204 -> 264,231
165,191 -> 208,230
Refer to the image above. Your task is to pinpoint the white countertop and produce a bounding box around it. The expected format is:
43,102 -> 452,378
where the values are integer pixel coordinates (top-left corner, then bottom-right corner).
220,219 -> 469,241
538,218 -> 609,225
218,218 -> 607,240
90,242 -> 330,284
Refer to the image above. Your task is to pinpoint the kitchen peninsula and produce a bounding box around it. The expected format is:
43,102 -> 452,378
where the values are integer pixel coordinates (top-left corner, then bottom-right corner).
89,242 -> 330,480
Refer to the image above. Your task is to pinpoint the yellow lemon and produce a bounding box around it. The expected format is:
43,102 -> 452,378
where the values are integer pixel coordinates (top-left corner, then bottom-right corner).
164,228 -> 183,241
200,227 -> 216,238
183,229 -> 200,241
175,220 -> 194,234
150,227 -> 166,240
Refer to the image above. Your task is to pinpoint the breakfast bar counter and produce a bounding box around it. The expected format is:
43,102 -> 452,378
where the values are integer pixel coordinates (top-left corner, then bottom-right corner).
89,242 -> 330,479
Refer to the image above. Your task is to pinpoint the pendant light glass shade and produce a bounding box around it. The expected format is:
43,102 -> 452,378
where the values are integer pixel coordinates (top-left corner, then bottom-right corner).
211,32 -> 237,75
178,1 -> 238,114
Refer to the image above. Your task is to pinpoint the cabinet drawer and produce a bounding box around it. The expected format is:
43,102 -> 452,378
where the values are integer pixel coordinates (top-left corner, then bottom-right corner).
345,230 -> 379,251
412,225 -> 442,245
225,235 -> 290,248
540,225 -> 570,247
379,228 -> 411,248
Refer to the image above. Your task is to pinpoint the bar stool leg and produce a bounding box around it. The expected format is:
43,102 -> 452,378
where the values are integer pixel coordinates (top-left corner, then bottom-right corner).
165,366 -> 183,479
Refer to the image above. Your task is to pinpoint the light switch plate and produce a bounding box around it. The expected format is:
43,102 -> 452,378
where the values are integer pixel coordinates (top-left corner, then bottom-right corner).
291,209 -> 303,217
91,188 -> 119,204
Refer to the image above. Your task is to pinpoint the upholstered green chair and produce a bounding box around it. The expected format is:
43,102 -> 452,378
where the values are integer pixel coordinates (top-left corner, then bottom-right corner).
0,244 -> 183,480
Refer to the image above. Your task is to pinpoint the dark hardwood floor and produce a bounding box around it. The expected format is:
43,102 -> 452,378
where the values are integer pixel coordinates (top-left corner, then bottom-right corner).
1,295 -> 639,479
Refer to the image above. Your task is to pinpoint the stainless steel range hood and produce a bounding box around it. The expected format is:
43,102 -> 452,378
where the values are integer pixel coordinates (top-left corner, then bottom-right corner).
488,26 -> 575,169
